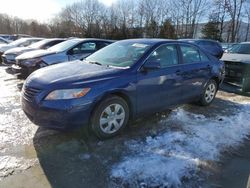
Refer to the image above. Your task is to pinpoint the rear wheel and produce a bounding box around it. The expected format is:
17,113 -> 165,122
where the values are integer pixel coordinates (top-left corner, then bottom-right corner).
91,96 -> 129,139
199,80 -> 218,106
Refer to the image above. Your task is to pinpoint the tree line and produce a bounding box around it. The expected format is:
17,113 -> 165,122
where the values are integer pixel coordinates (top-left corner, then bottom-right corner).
0,0 -> 249,42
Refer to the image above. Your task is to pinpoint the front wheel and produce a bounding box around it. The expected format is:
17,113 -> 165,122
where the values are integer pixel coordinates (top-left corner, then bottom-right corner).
91,96 -> 129,139
199,80 -> 218,106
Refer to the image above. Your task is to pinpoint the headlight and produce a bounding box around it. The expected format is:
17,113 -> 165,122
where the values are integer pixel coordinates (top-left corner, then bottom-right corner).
45,88 -> 91,100
22,58 -> 42,67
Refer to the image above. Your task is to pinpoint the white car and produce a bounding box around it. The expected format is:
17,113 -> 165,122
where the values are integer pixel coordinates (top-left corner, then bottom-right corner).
0,38 -> 43,62
221,42 -> 250,92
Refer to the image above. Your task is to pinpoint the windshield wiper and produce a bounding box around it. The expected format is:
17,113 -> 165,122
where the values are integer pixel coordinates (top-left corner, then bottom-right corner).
88,61 -> 102,66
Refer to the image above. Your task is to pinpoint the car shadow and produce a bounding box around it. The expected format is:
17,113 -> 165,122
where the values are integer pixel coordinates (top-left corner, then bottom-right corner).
32,93 -> 248,188
33,125 -> 128,188
221,82 -> 250,97
4,66 -> 15,74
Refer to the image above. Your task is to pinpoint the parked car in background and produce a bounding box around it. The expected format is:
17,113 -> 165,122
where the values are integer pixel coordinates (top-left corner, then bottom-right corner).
221,43 -> 238,51
221,42 -> 250,92
21,39 -> 225,139
0,37 -> 11,44
13,38 -> 113,76
179,39 -> 224,59
0,34 -> 32,41
2,38 -> 66,65
0,34 -> 13,41
8,34 -> 32,41
0,38 -> 43,62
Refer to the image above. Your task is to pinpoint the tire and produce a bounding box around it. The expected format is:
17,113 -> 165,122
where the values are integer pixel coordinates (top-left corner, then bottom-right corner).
91,95 -> 129,139
199,79 -> 218,106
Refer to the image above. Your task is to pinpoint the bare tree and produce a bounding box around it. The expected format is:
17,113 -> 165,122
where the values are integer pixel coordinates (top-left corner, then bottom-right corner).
243,2 -> 250,41
224,0 -> 245,42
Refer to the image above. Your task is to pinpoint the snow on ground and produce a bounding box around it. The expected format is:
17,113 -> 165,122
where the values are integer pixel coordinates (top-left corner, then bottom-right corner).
0,156 -> 37,180
0,69 -> 38,179
0,70 -> 37,147
111,103 -> 250,187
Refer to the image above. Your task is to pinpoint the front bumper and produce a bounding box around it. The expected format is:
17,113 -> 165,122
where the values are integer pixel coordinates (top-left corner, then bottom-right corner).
224,61 -> 250,92
12,64 -> 28,75
21,94 -> 94,130
2,55 -> 16,65
12,64 -> 38,76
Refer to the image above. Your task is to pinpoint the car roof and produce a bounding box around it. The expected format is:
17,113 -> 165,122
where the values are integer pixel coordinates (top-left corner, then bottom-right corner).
117,38 -> 204,47
117,38 -> 177,45
240,42 -> 250,44
179,38 -> 220,43
19,37 -> 44,41
69,38 -> 115,43
41,38 -> 66,41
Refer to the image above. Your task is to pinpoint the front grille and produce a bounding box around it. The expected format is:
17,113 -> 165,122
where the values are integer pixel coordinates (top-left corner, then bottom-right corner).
16,59 -> 25,65
224,61 -> 247,78
23,86 -> 41,102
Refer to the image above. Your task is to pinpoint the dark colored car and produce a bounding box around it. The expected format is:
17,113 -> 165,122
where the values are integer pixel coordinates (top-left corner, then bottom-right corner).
221,42 -> 250,92
21,39 -> 225,139
2,38 -> 66,65
13,38 -> 113,77
179,39 -> 224,59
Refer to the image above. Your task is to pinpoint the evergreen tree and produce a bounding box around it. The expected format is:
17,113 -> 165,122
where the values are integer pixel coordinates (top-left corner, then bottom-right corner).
159,19 -> 176,39
202,21 -> 222,41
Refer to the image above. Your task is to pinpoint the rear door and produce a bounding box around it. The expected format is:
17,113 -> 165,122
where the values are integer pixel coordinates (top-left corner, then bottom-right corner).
136,44 -> 184,115
178,44 -> 212,101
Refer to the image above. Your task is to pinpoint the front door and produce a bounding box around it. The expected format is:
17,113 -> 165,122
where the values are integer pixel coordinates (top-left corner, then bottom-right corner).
136,44 -> 183,116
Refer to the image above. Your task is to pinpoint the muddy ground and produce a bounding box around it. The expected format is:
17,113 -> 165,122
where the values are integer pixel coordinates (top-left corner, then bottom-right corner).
0,65 -> 249,188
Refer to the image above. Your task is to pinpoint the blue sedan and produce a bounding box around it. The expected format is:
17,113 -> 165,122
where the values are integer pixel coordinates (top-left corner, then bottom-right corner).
21,39 -> 225,139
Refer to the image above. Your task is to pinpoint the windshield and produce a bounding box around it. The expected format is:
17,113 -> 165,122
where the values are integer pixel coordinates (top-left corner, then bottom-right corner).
85,41 -> 151,68
48,39 -> 80,52
8,38 -> 28,46
228,43 -> 250,54
28,39 -> 51,48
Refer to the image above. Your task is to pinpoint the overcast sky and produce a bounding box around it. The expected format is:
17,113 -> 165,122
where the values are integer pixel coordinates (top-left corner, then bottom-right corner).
0,0 -> 117,22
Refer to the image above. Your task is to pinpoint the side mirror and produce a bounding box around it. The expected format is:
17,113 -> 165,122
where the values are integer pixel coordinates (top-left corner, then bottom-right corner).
142,61 -> 161,71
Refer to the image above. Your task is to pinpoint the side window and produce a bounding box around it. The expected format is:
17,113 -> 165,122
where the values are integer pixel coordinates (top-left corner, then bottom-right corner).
200,51 -> 210,62
70,42 -> 97,55
180,45 -> 201,64
147,44 -> 178,68
44,41 -> 62,49
96,42 -> 110,50
18,41 -> 29,47
29,40 -> 39,45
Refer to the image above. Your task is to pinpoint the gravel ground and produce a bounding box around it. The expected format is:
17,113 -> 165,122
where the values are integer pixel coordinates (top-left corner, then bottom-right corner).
0,65 -> 249,188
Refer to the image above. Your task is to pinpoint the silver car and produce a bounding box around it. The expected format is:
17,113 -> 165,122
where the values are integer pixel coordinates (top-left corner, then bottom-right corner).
221,42 -> 250,92
2,38 -> 65,65
0,37 -> 43,62
12,38 -> 114,76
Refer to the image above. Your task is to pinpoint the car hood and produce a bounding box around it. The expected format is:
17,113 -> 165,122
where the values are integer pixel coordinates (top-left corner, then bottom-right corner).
16,49 -> 56,60
221,53 -> 250,63
4,47 -> 35,55
0,45 -> 14,52
25,60 -> 123,88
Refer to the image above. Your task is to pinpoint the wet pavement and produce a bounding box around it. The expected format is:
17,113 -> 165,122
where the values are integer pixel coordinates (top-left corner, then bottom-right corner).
0,64 -> 249,188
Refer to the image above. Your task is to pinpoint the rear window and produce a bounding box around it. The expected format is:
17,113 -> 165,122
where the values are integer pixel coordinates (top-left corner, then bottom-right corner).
180,45 -> 201,64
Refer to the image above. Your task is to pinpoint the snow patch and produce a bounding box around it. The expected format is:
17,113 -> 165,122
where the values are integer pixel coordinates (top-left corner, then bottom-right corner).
0,156 -> 37,179
111,104 -> 250,187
